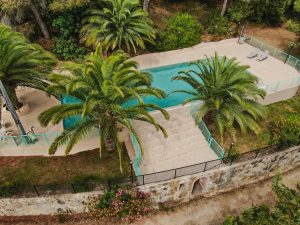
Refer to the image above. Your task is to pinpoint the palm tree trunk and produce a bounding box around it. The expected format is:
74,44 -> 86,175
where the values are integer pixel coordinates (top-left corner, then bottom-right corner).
29,2 -> 50,39
105,136 -> 116,152
8,85 -> 23,109
221,0 -> 228,16
0,97 -> 2,128
143,0 -> 150,12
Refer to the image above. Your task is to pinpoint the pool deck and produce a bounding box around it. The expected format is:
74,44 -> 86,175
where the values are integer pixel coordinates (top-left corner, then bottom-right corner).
133,38 -> 300,94
1,38 -> 299,161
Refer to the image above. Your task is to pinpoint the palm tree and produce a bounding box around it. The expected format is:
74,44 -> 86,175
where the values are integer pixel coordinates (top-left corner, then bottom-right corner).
80,0 -> 155,53
39,46 -> 169,172
0,24 -> 56,108
173,53 -> 267,142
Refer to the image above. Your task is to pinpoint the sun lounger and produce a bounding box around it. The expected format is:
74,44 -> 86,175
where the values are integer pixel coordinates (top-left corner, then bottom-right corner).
247,48 -> 259,58
257,50 -> 269,61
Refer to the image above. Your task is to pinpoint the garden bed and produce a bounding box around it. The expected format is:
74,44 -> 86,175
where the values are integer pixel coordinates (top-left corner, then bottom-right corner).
209,94 -> 300,153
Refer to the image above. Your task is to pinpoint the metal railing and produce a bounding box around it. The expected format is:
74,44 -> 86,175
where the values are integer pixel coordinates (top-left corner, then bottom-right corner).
136,143 -> 292,185
245,35 -> 300,69
0,178 -> 131,198
244,35 -> 300,92
190,102 -> 226,159
130,133 -> 142,176
197,120 -> 225,158
0,132 -> 60,149
0,143 -> 297,198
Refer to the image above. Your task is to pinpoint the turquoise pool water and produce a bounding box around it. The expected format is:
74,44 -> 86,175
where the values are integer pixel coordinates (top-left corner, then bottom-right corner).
63,61 -> 201,128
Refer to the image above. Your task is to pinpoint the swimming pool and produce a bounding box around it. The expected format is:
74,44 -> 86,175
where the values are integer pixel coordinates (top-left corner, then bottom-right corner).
62,61 -> 201,128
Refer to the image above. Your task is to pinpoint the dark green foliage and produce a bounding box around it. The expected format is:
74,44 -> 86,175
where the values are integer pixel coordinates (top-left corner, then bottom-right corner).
222,175 -> 300,225
158,13 -> 203,51
285,19 -> 300,35
204,10 -> 229,35
228,0 -> 252,22
52,38 -> 87,60
265,0 -> 290,25
51,10 -> 88,60
52,13 -> 80,39
228,0 -> 292,25
0,183 -> 18,197
98,189 -> 116,208
269,119 -> 300,149
71,175 -> 99,193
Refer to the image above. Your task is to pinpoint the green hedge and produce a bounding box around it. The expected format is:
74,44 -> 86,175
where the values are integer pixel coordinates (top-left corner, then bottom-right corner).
158,13 -> 203,51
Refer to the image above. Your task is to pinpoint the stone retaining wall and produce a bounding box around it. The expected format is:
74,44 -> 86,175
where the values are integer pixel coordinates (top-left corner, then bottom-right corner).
139,146 -> 300,203
0,146 -> 299,216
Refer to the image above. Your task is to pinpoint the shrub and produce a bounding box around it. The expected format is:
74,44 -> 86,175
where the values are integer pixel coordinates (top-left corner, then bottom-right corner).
204,10 -> 229,36
52,38 -> 87,60
228,0 -> 252,22
52,12 -> 81,39
264,0 -> 290,26
268,118 -> 300,149
71,175 -> 99,193
0,182 -> 18,197
222,175 -> 300,224
88,186 -> 153,223
228,0 -> 291,25
51,9 -> 88,60
285,19 -> 300,34
158,13 -> 203,51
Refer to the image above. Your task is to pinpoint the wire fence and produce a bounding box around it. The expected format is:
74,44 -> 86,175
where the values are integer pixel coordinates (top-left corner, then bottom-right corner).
1,142 -> 294,198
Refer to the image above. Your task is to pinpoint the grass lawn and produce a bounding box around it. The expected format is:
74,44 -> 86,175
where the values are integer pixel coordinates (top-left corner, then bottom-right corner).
209,94 -> 300,153
0,148 -> 130,187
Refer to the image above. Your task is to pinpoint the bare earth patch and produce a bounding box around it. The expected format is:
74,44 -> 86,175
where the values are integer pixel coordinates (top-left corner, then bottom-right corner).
245,24 -> 298,50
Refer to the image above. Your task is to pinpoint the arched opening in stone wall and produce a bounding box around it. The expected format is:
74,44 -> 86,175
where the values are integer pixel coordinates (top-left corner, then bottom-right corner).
192,177 -> 209,195
192,179 -> 202,195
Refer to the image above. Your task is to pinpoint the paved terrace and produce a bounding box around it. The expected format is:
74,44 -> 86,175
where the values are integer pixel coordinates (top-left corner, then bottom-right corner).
133,38 -> 300,95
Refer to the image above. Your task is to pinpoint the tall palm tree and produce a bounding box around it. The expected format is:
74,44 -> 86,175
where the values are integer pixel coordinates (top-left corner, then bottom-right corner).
173,53 -> 267,141
39,46 -> 169,172
0,24 -> 56,108
80,0 -> 155,53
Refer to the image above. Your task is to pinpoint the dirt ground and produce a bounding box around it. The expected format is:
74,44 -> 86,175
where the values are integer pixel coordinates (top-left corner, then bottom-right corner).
245,24 -> 298,50
0,166 -> 299,225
